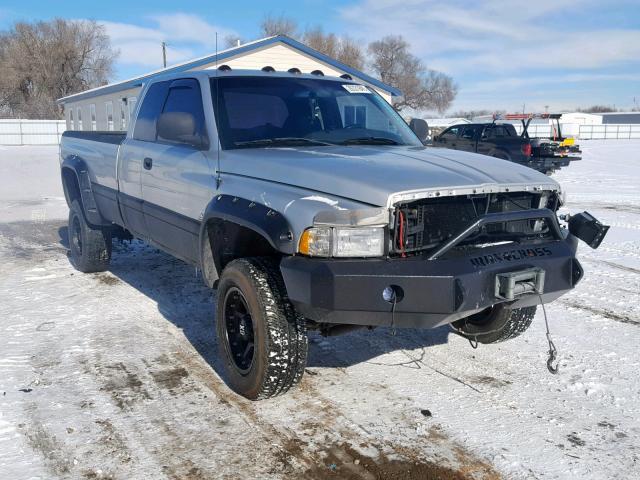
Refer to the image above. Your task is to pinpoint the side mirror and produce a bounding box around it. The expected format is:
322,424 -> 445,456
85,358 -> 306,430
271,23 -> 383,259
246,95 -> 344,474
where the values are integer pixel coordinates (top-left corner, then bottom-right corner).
157,112 -> 207,149
409,118 -> 429,143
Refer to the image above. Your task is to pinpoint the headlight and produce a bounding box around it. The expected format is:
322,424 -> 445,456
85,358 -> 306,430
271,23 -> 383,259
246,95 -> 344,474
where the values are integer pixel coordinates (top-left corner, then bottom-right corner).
299,226 -> 385,257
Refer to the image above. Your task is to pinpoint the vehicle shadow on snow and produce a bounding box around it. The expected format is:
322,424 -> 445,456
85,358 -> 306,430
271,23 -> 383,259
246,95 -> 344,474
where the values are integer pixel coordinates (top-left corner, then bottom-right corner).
57,231 -> 451,375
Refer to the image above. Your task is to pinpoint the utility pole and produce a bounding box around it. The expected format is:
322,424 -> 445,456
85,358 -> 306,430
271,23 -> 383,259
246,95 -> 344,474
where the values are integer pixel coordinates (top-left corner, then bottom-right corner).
162,42 -> 167,68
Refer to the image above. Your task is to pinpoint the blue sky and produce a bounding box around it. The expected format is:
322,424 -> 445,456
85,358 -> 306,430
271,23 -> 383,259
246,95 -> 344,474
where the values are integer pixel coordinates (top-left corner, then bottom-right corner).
2,0 -> 639,113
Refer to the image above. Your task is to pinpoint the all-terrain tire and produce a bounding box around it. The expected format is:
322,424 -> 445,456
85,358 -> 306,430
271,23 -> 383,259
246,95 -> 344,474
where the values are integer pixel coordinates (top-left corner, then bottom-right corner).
452,304 -> 536,344
68,200 -> 112,273
216,257 -> 308,400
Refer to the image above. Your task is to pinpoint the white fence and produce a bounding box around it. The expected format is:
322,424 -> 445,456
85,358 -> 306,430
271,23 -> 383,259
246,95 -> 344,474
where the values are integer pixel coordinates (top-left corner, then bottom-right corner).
512,123 -> 640,140
578,124 -> 640,140
0,119 -> 65,145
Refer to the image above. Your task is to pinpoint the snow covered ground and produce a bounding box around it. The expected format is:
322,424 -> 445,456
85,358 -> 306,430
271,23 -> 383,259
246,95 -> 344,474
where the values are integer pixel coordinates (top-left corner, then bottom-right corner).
0,141 -> 638,479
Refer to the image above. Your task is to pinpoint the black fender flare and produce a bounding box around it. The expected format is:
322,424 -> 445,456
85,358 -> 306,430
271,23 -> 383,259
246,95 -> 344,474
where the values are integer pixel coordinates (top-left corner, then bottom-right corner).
60,155 -> 109,227
198,195 -> 296,285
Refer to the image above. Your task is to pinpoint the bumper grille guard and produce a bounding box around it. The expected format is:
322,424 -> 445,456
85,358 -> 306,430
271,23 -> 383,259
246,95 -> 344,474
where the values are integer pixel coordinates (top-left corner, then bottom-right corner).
427,208 -> 564,261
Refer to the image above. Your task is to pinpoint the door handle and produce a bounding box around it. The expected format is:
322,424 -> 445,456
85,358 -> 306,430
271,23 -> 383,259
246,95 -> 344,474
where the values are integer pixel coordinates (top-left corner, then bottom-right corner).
143,157 -> 153,170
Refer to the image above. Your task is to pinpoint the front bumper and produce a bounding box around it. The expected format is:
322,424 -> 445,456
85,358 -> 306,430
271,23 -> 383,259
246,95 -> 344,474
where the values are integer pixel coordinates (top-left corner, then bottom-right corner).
280,235 -> 583,329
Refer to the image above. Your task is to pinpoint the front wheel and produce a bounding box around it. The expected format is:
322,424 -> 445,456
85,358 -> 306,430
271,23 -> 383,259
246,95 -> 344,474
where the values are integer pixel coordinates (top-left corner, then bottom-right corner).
216,258 -> 308,400
452,304 -> 536,344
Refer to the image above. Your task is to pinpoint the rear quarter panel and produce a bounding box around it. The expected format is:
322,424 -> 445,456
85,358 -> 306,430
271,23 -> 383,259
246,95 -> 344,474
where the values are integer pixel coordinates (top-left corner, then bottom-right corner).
60,136 -> 121,191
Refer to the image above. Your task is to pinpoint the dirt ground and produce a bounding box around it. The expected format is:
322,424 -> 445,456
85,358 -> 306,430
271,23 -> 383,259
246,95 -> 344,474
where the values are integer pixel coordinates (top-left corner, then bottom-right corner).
1,143 -> 639,479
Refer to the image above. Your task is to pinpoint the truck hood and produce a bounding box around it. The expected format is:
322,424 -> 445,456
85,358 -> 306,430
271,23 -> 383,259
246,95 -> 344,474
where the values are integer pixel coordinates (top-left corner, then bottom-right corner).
222,146 -> 560,207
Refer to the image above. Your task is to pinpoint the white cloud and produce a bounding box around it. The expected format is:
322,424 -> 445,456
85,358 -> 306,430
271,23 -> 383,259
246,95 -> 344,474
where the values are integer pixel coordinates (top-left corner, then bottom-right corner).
149,13 -> 235,48
340,0 -> 639,72
464,72 -> 640,95
98,14 -> 238,70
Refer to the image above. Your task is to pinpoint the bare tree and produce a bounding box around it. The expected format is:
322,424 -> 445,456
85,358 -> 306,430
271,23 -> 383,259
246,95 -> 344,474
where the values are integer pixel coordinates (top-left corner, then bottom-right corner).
422,70 -> 457,114
368,35 -> 456,113
260,15 -> 298,38
577,105 -> 618,113
451,109 -> 504,120
0,19 -> 117,119
303,27 -> 364,70
337,36 -> 365,71
303,27 -> 338,58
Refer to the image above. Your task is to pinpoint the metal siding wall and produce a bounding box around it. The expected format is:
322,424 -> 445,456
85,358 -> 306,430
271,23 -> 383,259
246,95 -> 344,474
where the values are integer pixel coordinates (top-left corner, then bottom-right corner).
62,87 -> 142,132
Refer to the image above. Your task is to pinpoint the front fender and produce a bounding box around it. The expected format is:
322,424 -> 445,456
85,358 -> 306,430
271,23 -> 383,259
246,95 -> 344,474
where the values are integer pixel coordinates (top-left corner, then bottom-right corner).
198,195 -> 296,286
200,195 -> 296,254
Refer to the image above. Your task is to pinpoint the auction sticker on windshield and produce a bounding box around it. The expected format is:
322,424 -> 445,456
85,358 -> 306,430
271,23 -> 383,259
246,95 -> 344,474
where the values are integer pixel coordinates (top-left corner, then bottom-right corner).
342,84 -> 370,93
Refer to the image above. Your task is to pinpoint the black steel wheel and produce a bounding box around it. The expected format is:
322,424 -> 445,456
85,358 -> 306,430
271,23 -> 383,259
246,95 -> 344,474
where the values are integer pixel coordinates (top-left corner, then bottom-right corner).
452,304 -> 537,344
70,213 -> 84,256
216,257 -> 308,400
67,200 -> 111,273
223,287 -> 255,374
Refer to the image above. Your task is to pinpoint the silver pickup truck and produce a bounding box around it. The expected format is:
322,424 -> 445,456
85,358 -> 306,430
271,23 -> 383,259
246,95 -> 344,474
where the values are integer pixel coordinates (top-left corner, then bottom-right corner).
59,69 -> 607,400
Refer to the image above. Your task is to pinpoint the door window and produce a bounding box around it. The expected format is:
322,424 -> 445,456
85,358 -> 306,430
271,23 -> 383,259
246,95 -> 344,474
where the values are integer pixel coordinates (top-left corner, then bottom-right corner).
132,83 -> 169,142
157,79 -> 207,147
441,126 -> 460,139
460,126 -> 478,139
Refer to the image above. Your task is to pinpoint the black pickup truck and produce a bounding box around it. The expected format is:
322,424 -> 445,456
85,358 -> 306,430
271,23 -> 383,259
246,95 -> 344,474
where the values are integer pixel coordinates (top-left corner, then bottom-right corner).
433,123 -> 572,174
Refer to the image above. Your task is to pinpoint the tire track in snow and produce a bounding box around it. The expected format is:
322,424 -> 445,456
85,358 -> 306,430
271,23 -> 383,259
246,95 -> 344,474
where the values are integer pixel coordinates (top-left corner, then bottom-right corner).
559,300 -> 640,326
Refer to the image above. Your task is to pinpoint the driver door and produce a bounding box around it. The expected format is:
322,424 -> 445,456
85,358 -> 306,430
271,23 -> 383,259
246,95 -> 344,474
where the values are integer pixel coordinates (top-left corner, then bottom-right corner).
457,125 -> 480,152
140,78 -> 216,263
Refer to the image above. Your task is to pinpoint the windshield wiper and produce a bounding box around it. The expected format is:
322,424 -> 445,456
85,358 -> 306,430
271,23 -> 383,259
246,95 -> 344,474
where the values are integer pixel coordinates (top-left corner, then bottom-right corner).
234,137 -> 335,148
340,136 -> 400,145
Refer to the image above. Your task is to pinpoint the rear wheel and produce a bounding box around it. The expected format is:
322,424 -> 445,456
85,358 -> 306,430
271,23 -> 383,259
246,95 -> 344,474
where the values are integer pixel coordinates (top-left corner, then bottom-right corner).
452,304 -> 536,344
216,258 -> 307,400
68,200 -> 111,273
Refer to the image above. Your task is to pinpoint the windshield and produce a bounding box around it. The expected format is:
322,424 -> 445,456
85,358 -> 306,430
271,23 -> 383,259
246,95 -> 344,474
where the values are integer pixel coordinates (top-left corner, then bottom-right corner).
210,76 -> 422,149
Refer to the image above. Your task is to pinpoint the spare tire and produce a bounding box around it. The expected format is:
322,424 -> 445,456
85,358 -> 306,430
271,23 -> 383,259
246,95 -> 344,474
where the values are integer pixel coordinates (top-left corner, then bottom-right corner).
452,304 -> 536,344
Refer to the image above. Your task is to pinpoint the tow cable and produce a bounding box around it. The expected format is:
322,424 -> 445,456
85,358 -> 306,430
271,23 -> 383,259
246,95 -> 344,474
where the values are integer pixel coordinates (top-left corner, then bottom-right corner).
450,294 -> 560,375
540,297 -> 559,374
390,294 -> 398,336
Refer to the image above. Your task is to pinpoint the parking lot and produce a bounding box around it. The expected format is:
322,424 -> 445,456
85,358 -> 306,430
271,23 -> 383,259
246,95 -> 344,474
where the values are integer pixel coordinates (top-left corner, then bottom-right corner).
1,142 -> 639,479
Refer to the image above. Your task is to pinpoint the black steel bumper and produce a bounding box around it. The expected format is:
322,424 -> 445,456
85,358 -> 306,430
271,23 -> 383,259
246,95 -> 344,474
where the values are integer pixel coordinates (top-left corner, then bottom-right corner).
280,235 -> 583,330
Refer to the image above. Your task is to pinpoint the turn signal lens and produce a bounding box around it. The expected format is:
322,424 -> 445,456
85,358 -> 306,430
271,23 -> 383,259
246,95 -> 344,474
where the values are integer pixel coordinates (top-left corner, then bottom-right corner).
299,227 -> 332,256
298,226 -> 384,257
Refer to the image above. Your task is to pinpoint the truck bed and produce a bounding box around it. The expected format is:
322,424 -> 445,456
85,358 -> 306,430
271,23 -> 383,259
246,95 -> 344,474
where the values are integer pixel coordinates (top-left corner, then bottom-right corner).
60,131 -> 126,193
